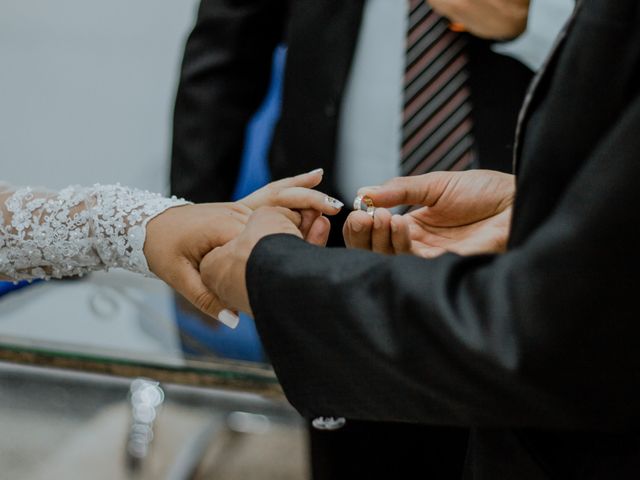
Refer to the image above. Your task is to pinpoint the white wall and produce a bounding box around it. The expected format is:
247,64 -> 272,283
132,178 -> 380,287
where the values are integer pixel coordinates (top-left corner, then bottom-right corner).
0,0 -> 199,192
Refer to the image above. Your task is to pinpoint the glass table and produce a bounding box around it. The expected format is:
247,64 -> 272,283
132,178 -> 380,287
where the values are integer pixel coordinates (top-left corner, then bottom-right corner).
0,271 -> 309,479
0,270 -> 280,395
0,362 -> 307,479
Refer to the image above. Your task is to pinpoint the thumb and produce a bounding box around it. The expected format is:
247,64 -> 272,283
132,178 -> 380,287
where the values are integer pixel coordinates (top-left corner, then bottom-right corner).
357,172 -> 451,208
305,215 -> 331,246
173,262 -> 239,329
299,209 -> 321,238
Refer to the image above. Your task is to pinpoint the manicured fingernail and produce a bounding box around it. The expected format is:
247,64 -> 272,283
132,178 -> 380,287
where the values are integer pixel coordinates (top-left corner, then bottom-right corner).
325,196 -> 344,209
218,309 -> 240,329
309,168 -> 324,175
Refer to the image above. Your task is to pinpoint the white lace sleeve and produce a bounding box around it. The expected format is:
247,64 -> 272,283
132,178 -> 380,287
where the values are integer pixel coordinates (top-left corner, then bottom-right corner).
0,182 -> 190,281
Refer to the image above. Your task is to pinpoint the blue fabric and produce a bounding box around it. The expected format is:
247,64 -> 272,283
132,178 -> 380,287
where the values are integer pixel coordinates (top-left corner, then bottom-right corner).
231,45 -> 286,200
173,300 -> 265,362
0,280 -> 38,298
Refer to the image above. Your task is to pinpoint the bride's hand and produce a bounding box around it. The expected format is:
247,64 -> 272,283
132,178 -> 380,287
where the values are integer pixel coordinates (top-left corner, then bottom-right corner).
144,201 -> 249,326
238,168 -> 343,237
144,168 -> 341,325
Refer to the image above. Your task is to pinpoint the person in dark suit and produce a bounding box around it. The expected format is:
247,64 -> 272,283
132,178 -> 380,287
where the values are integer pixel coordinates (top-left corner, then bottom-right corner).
170,1 -> 551,475
170,0 -> 535,206
197,0 -> 640,477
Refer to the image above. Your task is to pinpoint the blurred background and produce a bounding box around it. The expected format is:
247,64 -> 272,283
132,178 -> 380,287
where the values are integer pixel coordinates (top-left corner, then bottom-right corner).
1,0 -> 199,190
0,0 -> 285,360
0,0 -> 278,194
0,1 -> 305,478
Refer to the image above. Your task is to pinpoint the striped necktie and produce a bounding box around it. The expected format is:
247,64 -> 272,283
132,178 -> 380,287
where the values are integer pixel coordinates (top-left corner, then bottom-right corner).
401,0 -> 476,176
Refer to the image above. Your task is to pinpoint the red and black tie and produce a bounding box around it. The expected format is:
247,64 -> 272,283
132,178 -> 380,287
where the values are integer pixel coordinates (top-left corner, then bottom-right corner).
401,0 -> 476,176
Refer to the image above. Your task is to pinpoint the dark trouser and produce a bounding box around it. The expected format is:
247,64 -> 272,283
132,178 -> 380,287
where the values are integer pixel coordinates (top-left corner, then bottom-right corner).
311,214 -> 469,479
310,420 -> 469,479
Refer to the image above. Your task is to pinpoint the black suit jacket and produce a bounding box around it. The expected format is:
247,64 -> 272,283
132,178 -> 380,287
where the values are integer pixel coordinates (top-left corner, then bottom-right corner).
170,0 -> 532,204
246,0 -> 640,477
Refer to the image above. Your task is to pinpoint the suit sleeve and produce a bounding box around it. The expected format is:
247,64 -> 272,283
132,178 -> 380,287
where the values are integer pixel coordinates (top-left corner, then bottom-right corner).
170,0 -> 286,203
246,91 -> 640,431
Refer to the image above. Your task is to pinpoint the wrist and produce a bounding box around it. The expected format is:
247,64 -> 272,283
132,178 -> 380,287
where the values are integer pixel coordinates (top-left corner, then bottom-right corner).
142,202 -> 190,277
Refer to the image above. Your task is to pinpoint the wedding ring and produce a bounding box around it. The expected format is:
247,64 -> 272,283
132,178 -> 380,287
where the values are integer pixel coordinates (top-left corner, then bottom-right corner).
353,194 -> 376,218
353,195 -> 374,212
353,194 -> 372,211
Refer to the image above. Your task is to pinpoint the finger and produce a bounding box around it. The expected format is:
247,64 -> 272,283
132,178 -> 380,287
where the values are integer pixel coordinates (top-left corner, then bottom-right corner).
240,169 -> 325,210
250,206 -> 305,240
412,244 -> 448,259
344,210 -> 373,250
306,215 -> 331,246
269,168 -> 325,189
240,168 -> 324,210
371,208 -> 393,254
273,187 -> 343,215
390,214 -> 412,254
300,209 -> 321,238
357,172 -> 452,208
253,205 -> 303,226
172,261 -> 239,328
270,206 -> 303,227
342,213 -> 354,247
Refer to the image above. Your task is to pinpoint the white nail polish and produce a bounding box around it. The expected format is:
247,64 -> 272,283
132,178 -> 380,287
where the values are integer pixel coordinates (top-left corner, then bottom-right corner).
325,196 -> 344,209
218,309 -> 240,329
309,168 -> 324,175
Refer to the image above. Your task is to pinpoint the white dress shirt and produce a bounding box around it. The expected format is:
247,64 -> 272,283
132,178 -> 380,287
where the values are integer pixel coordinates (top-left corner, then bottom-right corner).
334,0 -> 406,202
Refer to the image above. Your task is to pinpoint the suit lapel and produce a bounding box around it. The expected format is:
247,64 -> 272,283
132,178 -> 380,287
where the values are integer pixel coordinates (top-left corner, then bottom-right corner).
310,0 -> 365,94
512,0 -> 583,174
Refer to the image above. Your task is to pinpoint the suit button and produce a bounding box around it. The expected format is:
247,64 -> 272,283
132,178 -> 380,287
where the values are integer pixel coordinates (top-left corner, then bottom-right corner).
312,416 -> 346,430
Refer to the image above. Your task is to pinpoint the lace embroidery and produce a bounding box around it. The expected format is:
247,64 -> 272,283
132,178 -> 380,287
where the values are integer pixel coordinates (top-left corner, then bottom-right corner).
0,184 -> 189,281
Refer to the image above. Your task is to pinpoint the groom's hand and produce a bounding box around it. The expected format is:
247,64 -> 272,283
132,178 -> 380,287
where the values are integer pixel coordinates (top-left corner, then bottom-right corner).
200,207 -> 330,315
343,170 -> 514,258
